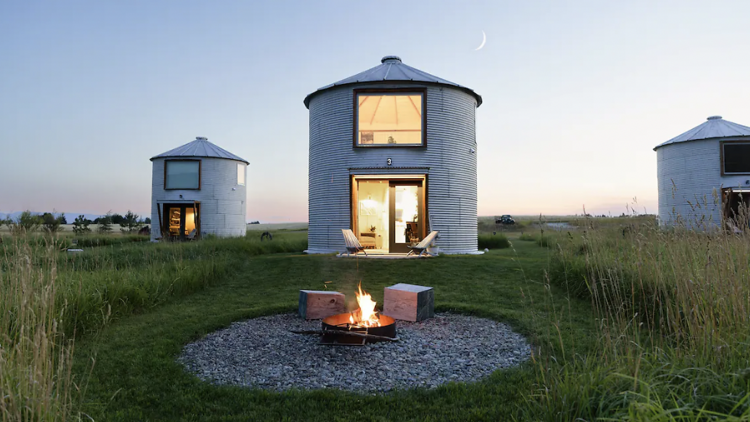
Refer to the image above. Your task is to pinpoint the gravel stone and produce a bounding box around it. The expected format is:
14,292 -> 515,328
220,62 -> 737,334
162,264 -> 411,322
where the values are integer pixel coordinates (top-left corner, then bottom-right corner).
178,313 -> 531,393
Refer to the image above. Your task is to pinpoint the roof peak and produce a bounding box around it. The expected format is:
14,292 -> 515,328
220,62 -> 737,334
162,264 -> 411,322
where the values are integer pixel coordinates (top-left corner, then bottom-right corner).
151,137 -> 248,164
304,55 -> 482,108
654,115 -> 750,150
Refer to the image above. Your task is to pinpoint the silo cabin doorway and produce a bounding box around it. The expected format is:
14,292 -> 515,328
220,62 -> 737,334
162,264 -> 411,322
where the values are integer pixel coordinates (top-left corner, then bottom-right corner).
722,188 -> 750,232
351,176 -> 426,254
160,202 -> 200,241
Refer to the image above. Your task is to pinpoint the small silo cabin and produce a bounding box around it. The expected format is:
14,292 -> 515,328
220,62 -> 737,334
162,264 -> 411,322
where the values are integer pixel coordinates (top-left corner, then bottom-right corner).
655,116 -> 750,229
150,137 -> 249,241
304,56 -> 482,254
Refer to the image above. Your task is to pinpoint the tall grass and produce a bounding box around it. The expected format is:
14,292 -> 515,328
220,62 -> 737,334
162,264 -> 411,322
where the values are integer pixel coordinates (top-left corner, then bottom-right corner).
526,211 -> 750,420
0,231 -> 308,420
0,239 -> 79,421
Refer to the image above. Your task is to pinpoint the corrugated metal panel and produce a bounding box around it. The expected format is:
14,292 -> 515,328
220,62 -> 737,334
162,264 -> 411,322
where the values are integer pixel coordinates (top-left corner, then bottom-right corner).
307,83 -> 478,253
151,137 -> 249,164
304,56 -> 482,108
654,116 -> 750,150
151,157 -> 248,240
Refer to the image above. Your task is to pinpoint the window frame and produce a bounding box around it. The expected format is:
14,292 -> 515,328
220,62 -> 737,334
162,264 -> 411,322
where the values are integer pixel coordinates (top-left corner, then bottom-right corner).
352,88 -> 427,148
720,140 -> 750,176
237,163 -> 246,186
164,159 -> 202,190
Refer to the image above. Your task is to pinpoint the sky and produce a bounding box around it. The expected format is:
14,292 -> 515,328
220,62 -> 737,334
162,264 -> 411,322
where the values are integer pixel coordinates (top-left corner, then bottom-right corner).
2,0 -> 750,222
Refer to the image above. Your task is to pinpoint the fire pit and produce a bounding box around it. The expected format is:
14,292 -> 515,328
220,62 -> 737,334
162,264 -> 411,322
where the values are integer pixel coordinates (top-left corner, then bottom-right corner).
293,284 -> 398,345
321,313 -> 397,345
321,284 -> 397,345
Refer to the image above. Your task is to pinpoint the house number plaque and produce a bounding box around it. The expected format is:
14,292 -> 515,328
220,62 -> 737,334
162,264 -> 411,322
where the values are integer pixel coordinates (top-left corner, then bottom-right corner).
387,158 -> 392,166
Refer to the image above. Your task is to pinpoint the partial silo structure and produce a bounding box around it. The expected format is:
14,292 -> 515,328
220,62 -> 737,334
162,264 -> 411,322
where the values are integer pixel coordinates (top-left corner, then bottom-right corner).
303,56 -> 482,254
150,137 -> 248,240
655,116 -> 750,229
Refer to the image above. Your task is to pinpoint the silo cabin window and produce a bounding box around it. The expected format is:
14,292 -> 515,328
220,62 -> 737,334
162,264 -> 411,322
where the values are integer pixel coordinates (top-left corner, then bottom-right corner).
355,89 -> 425,147
722,142 -> 750,175
164,160 -> 201,190
237,163 -> 245,186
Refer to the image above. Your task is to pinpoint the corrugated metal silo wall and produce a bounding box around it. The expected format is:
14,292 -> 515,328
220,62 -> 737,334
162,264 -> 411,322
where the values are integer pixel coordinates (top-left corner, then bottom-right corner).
151,157 -> 247,239
307,84 -> 478,253
656,139 -> 723,229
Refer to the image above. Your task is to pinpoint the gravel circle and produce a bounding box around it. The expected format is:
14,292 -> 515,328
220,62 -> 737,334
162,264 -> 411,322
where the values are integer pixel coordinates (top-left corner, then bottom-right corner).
178,313 -> 531,393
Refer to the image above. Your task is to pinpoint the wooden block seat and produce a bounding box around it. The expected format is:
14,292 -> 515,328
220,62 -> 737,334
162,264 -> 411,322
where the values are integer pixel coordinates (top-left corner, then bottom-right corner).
298,290 -> 346,319
383,283 -> 434,322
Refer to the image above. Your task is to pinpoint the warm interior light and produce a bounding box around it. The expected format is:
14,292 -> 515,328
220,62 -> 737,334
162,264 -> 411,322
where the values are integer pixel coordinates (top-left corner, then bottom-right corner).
358,94 -> 422,145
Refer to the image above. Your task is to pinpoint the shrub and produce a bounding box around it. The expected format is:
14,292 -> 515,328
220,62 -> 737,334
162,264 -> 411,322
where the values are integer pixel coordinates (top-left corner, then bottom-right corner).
97,212 -> 113,234
41,212 -> 66,234
478,233 -> 510,250
119,210 -> 143,234
72,215 -> 92,234
18,211 -> 42,231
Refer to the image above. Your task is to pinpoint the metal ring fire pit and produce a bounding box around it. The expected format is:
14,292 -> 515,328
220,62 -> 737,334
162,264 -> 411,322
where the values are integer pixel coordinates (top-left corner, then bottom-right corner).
321,313 -> 397,345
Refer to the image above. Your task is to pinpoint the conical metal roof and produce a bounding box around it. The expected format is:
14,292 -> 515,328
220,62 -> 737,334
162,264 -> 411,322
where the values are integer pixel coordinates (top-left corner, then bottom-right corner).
304,56 -> 482,108
654,116 -> 750,150
151,137 -> 248,164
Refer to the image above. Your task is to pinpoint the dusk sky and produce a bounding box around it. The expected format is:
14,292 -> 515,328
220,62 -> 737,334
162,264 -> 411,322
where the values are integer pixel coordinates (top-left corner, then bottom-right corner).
3,1 -> 750,222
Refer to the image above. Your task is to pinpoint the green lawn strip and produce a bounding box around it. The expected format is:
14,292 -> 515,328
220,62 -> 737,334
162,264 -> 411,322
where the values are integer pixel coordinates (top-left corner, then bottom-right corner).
74,241 -> 595,421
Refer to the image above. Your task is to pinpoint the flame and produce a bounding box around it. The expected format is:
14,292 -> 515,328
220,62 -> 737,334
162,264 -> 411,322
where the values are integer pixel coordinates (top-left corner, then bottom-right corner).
349,283 -> 381,328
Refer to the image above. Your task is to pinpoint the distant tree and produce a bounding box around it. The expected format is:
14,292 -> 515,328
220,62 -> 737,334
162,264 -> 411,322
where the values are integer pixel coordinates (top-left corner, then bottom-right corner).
60,214 -> 68,224
72,215 -> 92,234
110,213 -> 125,225
97,212 -> 113,234
41,212 -> 65,234
17,211 -> 42,233
119,210 -> 143,234
144,217 -> 151,225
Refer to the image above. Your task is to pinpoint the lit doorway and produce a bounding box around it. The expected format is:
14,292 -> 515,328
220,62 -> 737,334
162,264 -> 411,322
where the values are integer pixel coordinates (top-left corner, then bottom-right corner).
352,176 -> 425,254
161,203 -> 200,241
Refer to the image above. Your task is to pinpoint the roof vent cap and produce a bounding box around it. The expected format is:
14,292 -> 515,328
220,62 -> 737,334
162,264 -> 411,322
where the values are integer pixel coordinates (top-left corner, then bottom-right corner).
381,55 -> 402,63
707,116 -> 722,120
196,136 -> 208,141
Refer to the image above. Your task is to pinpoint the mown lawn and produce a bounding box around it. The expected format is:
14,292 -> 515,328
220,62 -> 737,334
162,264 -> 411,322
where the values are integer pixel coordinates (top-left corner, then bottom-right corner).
73,240 -> 595,421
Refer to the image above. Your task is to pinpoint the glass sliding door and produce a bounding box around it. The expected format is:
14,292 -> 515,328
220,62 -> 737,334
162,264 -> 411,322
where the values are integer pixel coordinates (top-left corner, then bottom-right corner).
389,182 -> 423,253
352,176 -> 425,254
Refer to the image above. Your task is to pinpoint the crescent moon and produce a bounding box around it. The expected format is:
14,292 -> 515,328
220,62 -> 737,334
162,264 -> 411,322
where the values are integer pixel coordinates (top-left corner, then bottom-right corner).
474,30 -> 486,51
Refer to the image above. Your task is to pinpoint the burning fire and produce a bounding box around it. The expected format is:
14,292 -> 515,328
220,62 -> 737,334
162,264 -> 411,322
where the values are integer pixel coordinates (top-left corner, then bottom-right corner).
348,283 -> 381,328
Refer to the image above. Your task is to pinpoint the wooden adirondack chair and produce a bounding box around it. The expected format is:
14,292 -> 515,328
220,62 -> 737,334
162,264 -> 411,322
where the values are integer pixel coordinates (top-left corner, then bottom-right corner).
341,229 -> 367,256
406,231 -> 439,257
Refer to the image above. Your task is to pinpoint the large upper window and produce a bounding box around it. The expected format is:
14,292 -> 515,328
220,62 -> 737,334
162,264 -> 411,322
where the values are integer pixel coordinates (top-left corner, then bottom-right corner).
165,160 -> 200,190
723,142 -> 750,174
356,90 -> 424,146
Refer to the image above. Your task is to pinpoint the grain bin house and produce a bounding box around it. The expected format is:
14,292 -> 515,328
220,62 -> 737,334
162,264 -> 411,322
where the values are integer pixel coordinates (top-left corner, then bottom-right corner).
304,56 -> 482,254
150,137 -> 248,241
655,116 -> 750,230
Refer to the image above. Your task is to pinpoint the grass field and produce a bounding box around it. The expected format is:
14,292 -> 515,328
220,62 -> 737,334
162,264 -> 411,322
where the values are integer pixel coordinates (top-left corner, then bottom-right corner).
3,219 -> 749,421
